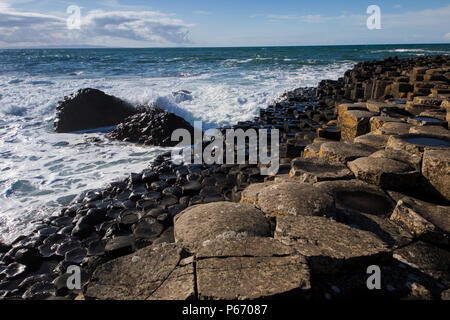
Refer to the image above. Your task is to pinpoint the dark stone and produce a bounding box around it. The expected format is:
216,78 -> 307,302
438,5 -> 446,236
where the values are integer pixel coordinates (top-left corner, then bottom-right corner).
2,263 -> 27,280
54,88 -> 136,133
133,218 -> 164,240
71,220 -> 94,239
110,106 -> 195,147
14,248 -> 41,270
65,248 -> 87,265
105,236 -> 135,259
22,282 -> 55,300
55,240 -> 82,257
182,181 -> 202,196
18,274 -> 52,291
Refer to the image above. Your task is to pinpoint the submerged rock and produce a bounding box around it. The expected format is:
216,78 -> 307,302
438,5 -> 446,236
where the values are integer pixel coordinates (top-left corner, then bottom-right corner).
54,88 -> 136,133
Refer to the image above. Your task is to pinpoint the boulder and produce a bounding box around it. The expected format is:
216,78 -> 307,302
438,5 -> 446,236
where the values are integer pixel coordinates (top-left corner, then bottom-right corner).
318,141 -> 377,164
390,197 -> 450,247
340,110 -> 376,140
302,141 -> 326,158
110,106 -> 195,147
422,148 -> 450,201
347,156 -> 419,190
374,122 -> 412,136
240,181 -> 274,206
54,88 -> 136,133
196,238 -> 311,300
174,202 -> 271,252
274,216 -> 391,274
289,157 -> 353,183
370,116 -> 405,132
85,243 -> 195,300
255,182 -> 336,218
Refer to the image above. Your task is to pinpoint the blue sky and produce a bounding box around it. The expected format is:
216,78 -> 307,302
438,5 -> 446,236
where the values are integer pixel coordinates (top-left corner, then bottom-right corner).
0,0 -> 449,47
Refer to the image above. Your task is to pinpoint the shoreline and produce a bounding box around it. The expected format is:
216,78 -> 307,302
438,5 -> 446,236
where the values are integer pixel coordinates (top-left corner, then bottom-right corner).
1,55 -> 449,300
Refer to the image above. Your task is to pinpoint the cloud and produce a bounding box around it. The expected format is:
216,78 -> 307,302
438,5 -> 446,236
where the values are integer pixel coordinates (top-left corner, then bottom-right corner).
0,5 -> 193,47
444,33 -> 450,40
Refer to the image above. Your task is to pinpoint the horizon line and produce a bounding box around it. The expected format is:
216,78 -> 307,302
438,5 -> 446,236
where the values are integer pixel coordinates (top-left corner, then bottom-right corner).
1,42 -> 450,50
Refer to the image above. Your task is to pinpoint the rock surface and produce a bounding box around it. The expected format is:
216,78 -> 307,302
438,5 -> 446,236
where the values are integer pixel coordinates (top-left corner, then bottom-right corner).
54,88 -> 136,133
275,216 -> 391,274
196,238 -> 311,300
174,202 -> 271,252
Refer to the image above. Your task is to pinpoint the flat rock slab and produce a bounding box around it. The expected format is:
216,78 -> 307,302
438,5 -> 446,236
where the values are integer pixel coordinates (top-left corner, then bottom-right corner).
369,149 -> 422,171
386,134 -> 450,157
390,196 -> 450,247
393,241 -> 450,287
354,133 -> 390,150
340,110 -> 376,141
347,156 -> 419,190
410,125 -> 450,138
174,202 -> 271,252
256,182 -> 336,218
422,148 -> 450,201
85,243 -> 195,300
315,180 -> 395,217
374,122 -> 412,136
319,142 -> 377,164
338,211 -> 413,249
289,157 -> 354,183
196,238 -> 311,300
275,216 -> 391,274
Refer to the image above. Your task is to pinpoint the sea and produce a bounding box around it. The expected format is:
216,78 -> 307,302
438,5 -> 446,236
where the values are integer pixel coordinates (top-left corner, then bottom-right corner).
0,43 -> 449,244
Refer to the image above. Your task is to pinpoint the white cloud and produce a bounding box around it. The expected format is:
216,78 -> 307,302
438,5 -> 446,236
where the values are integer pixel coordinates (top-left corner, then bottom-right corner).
0,5 -> 193,47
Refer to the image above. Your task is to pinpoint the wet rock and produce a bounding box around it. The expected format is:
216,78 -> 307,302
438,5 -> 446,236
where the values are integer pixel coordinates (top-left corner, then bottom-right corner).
87,240 -> 107,257
1,263 -> 27,280
110,106 -> 195,147
22,282 -> 55,300
18,274 -> 52,291
275,216 -> 391,274
422,148 -> 450,201
85,243 -> 187,300
105,236 -> 135,259
256,181 -> 336,217
181,181 -> 202,196
289,157 -> 353,183
54,88 -> 136,133
14,248 -> 41,270
56,240 -> 82,257
315,180 -> 395,217
118,210 -> 140,228
174,202 -> 271,252
65,247 -> 87,265
390,197 -> 449,247
71,220 -> 95,239
132,218 -> 164,240
197,238 -> 311,300
348,156 -> 419,190
318,141 -> 377,164
0,242 -> 10,254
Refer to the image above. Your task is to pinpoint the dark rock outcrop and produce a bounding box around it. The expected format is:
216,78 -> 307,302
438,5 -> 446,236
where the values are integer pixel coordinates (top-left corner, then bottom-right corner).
54,88 -> 137,133
110,106 -> 195,147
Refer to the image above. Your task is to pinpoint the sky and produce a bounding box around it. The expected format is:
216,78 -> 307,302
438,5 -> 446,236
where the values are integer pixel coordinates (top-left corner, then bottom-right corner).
0,0 -> 449,48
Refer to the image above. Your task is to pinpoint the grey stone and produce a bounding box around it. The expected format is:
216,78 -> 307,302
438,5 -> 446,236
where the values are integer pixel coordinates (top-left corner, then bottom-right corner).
196,238 -> 310,300
275,216 -> 391,274
174,202 -> 271,252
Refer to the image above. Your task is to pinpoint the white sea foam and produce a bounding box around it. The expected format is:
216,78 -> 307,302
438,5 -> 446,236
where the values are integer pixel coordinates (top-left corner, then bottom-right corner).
0,61 -> 353,244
